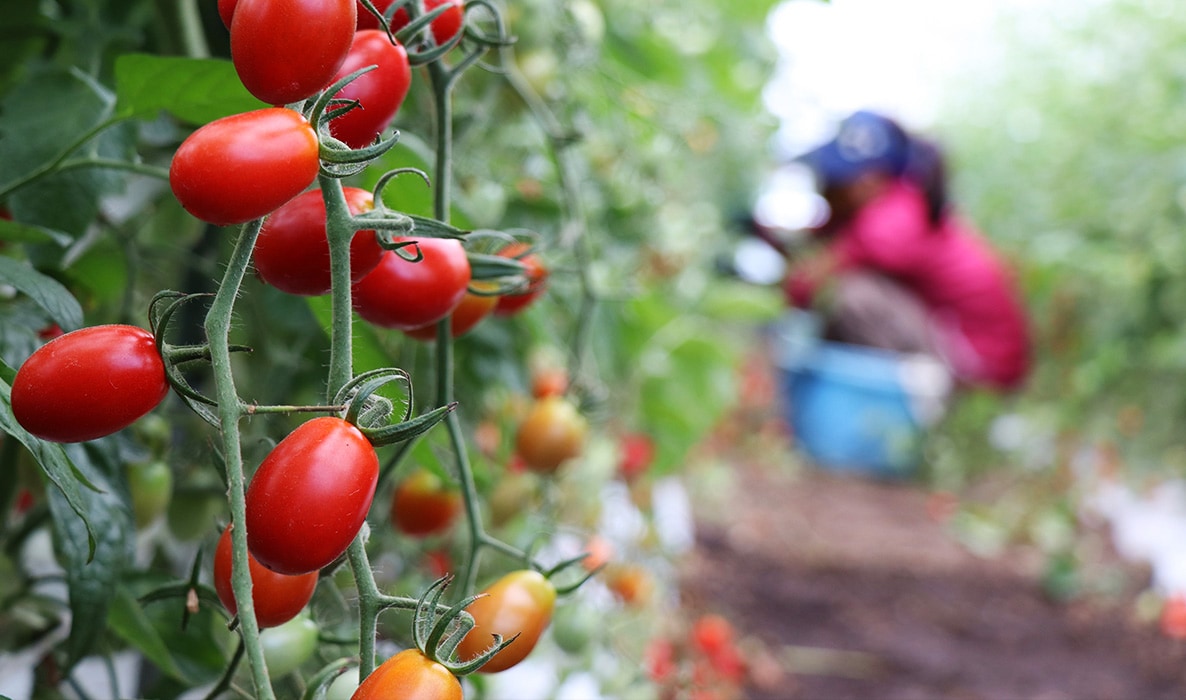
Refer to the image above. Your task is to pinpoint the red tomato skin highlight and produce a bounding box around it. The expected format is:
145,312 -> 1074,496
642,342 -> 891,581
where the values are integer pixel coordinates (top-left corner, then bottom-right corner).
12,325 -> 168,443
169,108 -> 319,226
231,0 -> 357,105
245,417 -> 379,575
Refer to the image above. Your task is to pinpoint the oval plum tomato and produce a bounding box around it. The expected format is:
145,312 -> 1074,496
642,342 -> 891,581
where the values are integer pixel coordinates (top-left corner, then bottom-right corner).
213,525 -> 318,628
351,649 -> 461,700
254,187 -> 383,296
457,569 -> 556,673
403,289 -> 497,341
493,242 -> 548,316
230,0 -> 356,105
390,467 -> 462,537
12,325 -> 168,443
245,417 -> 379,575
387,0 -> 465,46
352,238 -> 471,331
329,31 -> 412,149
169,108 -> 319,226
514,396 -> 587,474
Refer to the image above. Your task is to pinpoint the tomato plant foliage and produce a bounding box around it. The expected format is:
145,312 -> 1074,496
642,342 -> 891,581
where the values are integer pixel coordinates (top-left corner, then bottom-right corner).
0,0 -> 781,696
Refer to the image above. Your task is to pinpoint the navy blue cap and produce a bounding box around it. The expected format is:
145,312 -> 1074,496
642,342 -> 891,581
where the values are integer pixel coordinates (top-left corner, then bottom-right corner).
798,111 -> 911,188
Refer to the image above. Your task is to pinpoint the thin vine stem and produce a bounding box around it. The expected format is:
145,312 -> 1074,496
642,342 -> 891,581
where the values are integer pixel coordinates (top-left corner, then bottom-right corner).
204,218 -> 275,700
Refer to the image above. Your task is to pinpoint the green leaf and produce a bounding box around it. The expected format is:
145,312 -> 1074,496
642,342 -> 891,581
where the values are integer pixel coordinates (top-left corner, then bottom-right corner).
0,257 -> 84,332
0,66 -> 115,196
46,441 -> 134,670
0,376 -> 101,552
0,218 -> 74,246
108,585 -> 188,681
114,54 -> 267,126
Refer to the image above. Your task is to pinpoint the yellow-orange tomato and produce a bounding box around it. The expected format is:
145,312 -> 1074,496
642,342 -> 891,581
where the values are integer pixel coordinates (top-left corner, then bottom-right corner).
351,649 -> 461,700
514,397 -> 587,474
456,570 -> 557,673
605,563 -> 655,606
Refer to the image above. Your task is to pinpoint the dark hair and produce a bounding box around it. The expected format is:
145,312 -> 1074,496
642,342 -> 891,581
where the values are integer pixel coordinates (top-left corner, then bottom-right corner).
902,137 -> 948,226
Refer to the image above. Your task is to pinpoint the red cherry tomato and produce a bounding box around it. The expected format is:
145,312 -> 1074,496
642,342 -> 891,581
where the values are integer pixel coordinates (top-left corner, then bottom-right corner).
217,0 -> 237,27
388,0 -> 465,46
456,570 -> 556,673
245,417 -> 379,575
514,396 -> 587,474
213,525 -> 318,628
494,242 -> 548,316
617,432 -> 656,482
691,614 -> 736,658
169,108 -> 319,226
328,30 -> 412,149
230,0 -> 356,105
354,0 -> 395,29
254,187 -> 383,296
390,467 -> 462,537
352,238 -> 471,331
402,289 -> 497,341
351,649 -> 462,700
12,325 -> 168,443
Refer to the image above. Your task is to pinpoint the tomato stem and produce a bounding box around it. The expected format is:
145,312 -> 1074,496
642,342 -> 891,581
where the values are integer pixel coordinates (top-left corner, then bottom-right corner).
203,217 -> 276,700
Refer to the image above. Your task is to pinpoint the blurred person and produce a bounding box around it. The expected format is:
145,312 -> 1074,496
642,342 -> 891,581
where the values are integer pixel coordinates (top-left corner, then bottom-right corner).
779,110 -> 1031,392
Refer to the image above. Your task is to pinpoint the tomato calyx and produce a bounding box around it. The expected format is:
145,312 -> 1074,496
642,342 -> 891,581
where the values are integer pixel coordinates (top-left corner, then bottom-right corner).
414,574 -> 516,676
394,2 -> 467,62
334,368 -> 458,447
307,68 -> 402,175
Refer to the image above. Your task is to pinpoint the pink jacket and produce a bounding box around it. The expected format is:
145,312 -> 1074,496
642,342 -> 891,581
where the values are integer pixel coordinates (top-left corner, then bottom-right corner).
788,181 -> 1031,391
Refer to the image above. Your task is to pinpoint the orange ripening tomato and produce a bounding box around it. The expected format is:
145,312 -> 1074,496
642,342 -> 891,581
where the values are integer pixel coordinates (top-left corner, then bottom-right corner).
456,570 -> 556,673
514,396 -> 587,474
351,649 -> 462,700
403,290 -> 497,342
530,366 -> 569,399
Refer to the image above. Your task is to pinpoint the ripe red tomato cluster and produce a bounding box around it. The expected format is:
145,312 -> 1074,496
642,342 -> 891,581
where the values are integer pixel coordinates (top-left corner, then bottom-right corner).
645,614 -> 749,698
172,1 -> 417,226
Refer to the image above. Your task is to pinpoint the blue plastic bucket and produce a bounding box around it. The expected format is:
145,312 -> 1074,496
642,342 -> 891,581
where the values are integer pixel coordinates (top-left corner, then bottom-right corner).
772,312 -> 948,478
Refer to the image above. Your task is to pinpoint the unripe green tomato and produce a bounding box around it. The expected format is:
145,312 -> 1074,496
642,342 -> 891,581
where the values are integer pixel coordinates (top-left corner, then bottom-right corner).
127,461 -> 173,528
260,614 -> 319,677
551,602 -> 600,655
325,668 -> 359,700
167,490 -> 224,541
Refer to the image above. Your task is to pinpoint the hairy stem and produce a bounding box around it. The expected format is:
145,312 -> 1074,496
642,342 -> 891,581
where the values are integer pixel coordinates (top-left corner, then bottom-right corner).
204,218 -> 274,700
